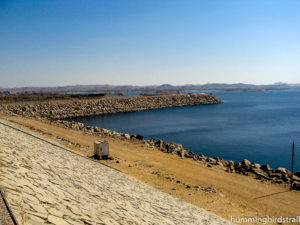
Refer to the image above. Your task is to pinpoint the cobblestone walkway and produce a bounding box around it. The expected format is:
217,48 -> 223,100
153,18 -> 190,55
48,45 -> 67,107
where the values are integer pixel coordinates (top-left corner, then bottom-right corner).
0,120 -> 231,225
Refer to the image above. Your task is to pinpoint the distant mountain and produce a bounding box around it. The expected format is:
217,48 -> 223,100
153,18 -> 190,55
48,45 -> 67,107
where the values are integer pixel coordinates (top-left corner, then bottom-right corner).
273,82 -> 288,86
1,83 -> 300,94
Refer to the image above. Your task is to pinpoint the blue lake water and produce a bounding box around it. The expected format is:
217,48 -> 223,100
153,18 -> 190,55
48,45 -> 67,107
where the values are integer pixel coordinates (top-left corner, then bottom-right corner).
72,90 -> 300,171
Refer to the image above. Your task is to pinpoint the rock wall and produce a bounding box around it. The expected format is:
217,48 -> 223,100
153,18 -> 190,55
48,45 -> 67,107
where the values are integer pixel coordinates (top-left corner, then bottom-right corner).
1,93 -> 222,119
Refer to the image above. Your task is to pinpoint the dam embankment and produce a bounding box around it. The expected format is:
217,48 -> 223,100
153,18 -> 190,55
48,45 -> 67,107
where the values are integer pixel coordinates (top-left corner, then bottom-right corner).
0,93 -> 222,119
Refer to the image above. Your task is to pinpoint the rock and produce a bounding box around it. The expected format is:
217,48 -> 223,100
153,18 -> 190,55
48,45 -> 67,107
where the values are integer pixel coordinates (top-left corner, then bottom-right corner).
194,186 -> 202,191
130,135 -> 136,139
282,173 -> 290,183
216,162 -> 224,167
225,167 -> 235,173
155,140 -> 164,149
135,134 -> 144,141
292,181 -> 300,190
274,179 -> 284,184
292,175 -> 300,182
260,164 -> 271,173
294,171 -> 300,177
241,170 -> 248,176
204,187 -> 216,193
276,167 -> 287,174
223,160 -> 234,167
192,155 -> 199,161
206,157 -> 217,165
269,172 -> 282,180
123,134 -> 130,140
251,163 -> 261,169
185,151 -> 195,158
241,159 -> 251,170
177,148 -> 186,158
213,156 -> 220,162
251,168 -> 271,180
234,162 -> 242,173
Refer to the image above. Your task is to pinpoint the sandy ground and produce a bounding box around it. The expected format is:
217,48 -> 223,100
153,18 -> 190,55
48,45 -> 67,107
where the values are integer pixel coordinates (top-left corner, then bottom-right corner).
2,115 -> 300,224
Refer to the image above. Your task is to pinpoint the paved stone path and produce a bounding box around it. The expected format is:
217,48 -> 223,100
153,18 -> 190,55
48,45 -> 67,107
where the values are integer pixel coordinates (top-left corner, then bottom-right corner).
0,120 -> 231,225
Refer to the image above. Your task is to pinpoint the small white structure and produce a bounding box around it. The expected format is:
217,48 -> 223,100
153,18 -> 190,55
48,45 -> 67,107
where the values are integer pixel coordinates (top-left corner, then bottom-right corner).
94,140 -> 109,159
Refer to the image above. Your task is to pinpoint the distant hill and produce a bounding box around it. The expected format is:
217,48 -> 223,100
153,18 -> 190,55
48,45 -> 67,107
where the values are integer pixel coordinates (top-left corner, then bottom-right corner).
1,83 -> 300,94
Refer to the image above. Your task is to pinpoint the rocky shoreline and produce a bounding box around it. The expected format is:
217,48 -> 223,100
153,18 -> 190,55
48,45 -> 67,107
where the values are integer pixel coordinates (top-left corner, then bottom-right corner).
46,119 -> 300,190
1,93 -> 299,190
0,93 -> 222,119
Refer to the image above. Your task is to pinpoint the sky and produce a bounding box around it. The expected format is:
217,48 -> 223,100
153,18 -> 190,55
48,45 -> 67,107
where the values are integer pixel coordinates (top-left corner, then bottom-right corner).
0,0 -> 299,88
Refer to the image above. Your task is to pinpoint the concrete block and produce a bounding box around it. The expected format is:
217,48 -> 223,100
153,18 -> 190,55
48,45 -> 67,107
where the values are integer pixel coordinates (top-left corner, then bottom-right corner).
94,141 -> 109,159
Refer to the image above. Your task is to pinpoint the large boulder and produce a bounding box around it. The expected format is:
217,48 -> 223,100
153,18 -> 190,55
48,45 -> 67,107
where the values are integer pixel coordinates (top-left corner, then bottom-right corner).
155,140 -> 164,149
260,164 -> 271,173
282,173 -> 290,183
234,162 -> 243,173
241,159 -> 251,170
292,175 -> 300,182
269,172 -> 282,180
252,168 -> 271,180
275,167 -> 287,174
177,148 -> 186,158
251,163 -> 261,169
185,150 -> 195,158
123,134 -> 131,140
135,134 -> 144,141
292,181 -> 300,190
206,157 -> 217,165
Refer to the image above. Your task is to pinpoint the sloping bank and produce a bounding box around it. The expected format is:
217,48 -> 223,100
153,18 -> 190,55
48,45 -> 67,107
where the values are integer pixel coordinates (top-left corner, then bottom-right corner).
1,93 -> 299,189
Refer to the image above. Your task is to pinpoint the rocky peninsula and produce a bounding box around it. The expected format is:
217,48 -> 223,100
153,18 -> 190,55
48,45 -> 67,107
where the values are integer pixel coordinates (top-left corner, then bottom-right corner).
0,93 -> 222,119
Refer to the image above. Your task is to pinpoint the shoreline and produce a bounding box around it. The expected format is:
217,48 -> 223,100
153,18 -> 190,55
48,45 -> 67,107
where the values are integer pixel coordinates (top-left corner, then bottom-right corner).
0,93 -> 299,189
47,118 -> 300,189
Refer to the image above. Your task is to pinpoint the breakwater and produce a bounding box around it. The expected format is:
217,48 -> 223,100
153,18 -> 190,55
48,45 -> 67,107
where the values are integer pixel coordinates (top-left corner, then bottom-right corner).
0,93 -> 222,119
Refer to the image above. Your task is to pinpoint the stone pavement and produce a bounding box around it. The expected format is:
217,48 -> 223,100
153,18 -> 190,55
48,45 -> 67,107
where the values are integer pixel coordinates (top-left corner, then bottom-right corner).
0,120 -> 231,225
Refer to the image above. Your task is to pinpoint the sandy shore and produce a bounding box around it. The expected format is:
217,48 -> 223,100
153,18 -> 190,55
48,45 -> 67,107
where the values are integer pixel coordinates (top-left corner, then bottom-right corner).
2,115 -> 300,225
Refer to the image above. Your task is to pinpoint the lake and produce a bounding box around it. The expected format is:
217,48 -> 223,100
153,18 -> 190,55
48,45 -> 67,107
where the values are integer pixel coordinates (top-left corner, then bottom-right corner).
71,90 -> 300,171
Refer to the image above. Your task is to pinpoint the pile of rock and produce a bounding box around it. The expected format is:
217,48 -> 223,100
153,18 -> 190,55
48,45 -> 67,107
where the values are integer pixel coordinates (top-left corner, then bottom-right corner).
1,93 -> 222,119
230,159 -> 300,188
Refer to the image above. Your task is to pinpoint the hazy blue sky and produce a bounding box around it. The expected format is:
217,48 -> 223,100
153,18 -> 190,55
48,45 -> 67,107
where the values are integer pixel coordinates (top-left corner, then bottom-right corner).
0,0 -> 299,88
